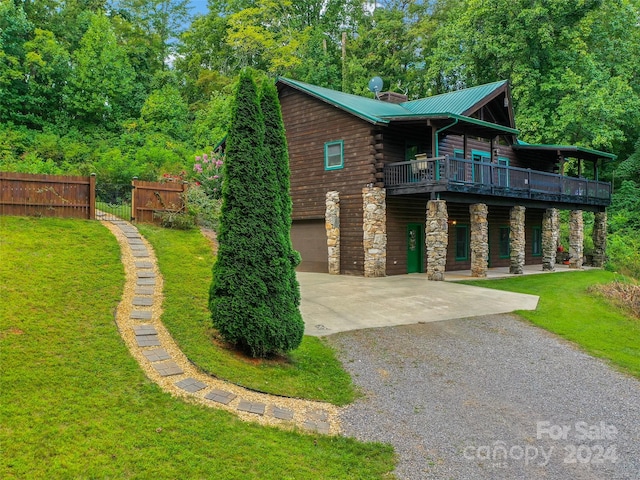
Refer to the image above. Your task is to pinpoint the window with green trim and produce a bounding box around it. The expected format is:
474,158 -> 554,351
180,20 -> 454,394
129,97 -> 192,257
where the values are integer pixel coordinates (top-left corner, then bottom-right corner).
324,141 -> 344,170
499,226 -> 510,258
532,226 -> 542,256
455,224 -> 469,261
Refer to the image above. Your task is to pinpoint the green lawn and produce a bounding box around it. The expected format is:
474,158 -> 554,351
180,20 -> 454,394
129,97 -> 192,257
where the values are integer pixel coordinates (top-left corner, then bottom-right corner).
96,201 -> 131,220
138,224 -> 357,405
0,216 -> 394,479
461,270 -> 640,379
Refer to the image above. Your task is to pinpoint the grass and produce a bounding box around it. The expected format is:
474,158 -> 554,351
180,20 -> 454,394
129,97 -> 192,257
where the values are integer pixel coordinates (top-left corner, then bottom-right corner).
96,201 -> 132,220
0,216 -> 395,479
460,270 -> 640,379
137,224 -> 357,405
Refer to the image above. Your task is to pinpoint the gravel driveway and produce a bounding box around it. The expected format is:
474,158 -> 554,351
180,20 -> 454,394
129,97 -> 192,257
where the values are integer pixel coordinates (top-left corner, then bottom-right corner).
328,314 -> 640,480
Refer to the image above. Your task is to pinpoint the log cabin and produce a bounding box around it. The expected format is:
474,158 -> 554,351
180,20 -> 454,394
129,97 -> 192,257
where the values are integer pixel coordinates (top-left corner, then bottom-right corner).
276,77 -> 614,278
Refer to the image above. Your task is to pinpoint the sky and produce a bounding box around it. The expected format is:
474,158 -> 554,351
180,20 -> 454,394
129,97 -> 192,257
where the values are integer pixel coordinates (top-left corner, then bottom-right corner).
188,0 -> 209,17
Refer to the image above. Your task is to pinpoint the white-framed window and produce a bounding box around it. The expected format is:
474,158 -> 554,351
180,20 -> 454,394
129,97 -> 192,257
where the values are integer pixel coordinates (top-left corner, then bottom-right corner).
324,140 -> 344,170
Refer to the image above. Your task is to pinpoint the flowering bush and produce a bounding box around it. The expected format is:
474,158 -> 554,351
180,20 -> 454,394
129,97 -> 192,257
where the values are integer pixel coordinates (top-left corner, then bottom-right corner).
192,151 -> 224,199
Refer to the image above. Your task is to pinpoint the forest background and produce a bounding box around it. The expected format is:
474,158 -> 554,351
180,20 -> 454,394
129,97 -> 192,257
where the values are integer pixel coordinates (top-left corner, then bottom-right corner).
1,0 -> 639,277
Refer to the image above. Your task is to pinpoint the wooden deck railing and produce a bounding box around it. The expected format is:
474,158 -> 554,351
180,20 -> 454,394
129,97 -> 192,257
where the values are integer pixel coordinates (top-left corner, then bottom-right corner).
383,156 -> 611,205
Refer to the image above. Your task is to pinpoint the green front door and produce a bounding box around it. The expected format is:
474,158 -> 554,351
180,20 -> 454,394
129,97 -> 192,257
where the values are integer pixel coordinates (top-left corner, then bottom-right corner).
407,223 -> 424,273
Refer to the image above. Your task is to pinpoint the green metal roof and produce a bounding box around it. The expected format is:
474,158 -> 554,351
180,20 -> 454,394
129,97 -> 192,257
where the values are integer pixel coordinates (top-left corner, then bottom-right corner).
401,80 -> 508,116
513,140 -> 617,160
277,77 -> 408,124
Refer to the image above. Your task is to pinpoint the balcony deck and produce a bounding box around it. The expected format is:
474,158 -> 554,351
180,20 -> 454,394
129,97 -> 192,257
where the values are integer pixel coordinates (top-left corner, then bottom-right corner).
383,156 -> 611,206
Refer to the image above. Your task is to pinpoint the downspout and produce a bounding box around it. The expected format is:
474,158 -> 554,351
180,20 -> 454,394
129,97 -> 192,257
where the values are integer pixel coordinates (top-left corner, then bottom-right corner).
433,118 -> 459,181
433,118 -> 459,157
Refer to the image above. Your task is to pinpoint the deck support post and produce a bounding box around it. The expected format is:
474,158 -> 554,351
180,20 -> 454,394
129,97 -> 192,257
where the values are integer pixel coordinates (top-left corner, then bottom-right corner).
469,203 -> 488,277
569,210 -> 584,269
325,191 -> 340,274
426,200 -> 448,281
509,205 -> 526,274
542,208 -> 559,271
592,211 -> 607,267
363,186 -> 386,277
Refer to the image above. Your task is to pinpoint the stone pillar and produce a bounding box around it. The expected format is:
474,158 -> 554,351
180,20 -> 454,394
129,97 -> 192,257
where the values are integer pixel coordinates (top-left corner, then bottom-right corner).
469,203 -> 488,277
592,211 -> 607,267
325,191 -> 340,274
363,186 -> 386,277
426,200 -> 448,281
542,208 -> 559,271
509,206 -> 526,274
569,210 -> 584,269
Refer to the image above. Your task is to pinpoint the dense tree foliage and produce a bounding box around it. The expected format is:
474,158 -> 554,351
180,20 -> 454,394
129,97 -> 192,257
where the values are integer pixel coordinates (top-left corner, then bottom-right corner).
209,70 -> 303,357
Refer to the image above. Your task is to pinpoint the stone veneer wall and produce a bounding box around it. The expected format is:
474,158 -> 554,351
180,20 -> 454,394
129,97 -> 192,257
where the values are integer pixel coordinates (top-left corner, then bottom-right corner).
509,206 -> 526,274
426,200 -> 448,281
592,211 -> 607,268
569,210 -> 584,269
325,191 -> 340,274
362,187 -> 386,277
469,203 -> 488,277
542,208 -> 559,271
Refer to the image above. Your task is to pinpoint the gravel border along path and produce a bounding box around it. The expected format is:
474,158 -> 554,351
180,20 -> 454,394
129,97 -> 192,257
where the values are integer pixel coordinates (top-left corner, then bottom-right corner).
328,314 -> 640,480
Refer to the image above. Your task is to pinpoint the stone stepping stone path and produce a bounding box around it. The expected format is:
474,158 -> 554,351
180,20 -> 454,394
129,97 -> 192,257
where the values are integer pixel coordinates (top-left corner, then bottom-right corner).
102,218 -> 340,435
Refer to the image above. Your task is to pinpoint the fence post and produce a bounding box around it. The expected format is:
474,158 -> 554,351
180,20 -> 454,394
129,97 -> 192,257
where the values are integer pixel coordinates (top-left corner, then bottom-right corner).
89,173 -> 96,220
182,181 -> 188,212
131,177 -> 138,222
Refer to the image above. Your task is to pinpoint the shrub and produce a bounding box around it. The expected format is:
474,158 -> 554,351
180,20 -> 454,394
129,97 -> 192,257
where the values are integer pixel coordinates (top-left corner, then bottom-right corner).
185,184 -> 222,230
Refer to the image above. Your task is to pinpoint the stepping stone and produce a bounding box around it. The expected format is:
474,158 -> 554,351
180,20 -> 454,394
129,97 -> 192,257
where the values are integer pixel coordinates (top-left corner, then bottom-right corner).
123,231 -> 140,238
307,410 -> 329,422
133,324 -> 157,336
272,407 -> 294,421
135,261 -> 154,269
132,297 -> 153,306
130,310 -> 152,320
135,287 -> 154,296
204,389 -> 237,405
152,360 -> 183,377
132,250 -> 149,258
111,220 -> 127,225
136,271 -> 156,278
130,244 -> 148,251
175,377 -> 207,393
303,420 -> 330,435
136,277 -> 155,286
127,238 -> 144,245
142,348 -> 171,362
237,400 -> 266,416
136,335 -> 161,347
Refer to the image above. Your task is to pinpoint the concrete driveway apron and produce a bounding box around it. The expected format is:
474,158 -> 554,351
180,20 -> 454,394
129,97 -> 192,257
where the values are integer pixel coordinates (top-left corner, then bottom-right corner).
298,272 -> 539,336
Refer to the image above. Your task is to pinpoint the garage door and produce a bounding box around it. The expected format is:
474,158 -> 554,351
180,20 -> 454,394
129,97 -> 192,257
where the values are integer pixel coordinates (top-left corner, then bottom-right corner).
291,219 -> 328,273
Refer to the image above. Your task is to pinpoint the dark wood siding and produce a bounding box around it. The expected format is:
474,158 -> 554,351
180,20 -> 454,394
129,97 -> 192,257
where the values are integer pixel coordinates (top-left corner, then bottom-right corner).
280,85 -> 377,275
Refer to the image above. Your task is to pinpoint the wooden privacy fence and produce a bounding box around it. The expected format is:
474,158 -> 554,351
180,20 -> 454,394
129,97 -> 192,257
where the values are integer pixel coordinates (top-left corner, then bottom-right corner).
0,172 -> 187,225
0,171 -> 95,219
131,179 -> 188,224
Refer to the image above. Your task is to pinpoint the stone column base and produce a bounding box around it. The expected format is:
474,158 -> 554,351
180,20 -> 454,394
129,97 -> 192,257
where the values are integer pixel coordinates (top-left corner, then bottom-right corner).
426,200 -> 448,281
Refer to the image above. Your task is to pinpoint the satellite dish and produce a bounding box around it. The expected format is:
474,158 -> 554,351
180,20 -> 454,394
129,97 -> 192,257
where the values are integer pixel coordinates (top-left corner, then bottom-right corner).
368,76 -> 384,97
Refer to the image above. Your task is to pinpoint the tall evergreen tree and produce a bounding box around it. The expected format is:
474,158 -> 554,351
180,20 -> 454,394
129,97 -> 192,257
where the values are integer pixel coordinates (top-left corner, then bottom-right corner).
209,70 -> 304,358
260,77 -> 303,314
